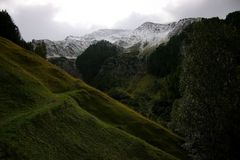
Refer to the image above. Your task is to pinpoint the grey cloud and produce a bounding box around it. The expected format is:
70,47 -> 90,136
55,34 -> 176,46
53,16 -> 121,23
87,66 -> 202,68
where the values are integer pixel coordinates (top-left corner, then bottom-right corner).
114,0 -> 240,30
166,0 -> 240,20
12,5 -> 80,41
2,0 -> 240,41
0,0 -> 12,4
10,4 -> 101,41
113,12 -> 173,29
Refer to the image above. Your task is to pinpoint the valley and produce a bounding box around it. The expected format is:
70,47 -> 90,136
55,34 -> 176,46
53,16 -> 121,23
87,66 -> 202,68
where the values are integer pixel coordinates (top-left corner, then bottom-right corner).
0,9 -> 240,160
0,37 -> 186,160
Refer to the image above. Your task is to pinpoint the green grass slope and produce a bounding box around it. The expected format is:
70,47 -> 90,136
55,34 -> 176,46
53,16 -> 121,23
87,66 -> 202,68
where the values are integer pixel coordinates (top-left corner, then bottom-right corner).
0,37 -> 187,160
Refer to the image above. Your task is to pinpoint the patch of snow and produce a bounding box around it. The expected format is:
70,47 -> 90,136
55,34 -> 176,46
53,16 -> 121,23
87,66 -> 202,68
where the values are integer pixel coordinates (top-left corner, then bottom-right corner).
32,18 -> 201,58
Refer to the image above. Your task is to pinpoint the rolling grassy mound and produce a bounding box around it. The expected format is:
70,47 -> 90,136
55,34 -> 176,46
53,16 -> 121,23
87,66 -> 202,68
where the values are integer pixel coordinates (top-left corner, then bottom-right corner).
0,37 -> 187,160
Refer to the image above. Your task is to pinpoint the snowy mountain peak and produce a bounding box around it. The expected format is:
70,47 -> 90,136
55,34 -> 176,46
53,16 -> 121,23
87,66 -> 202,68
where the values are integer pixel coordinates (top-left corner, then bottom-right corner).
135,22 -> 176,33
65,35 -> 81,41
94,29 -> 129,34
82,29 -> 131,41
168,17 -> 202,37
33,18 -> 201,58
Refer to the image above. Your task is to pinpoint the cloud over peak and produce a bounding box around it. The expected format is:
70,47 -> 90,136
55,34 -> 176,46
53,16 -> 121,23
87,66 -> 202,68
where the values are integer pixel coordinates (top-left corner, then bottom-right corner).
1,0 -> 239,41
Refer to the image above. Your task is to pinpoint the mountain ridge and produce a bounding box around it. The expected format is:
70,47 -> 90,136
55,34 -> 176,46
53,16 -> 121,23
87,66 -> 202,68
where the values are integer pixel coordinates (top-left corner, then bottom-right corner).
33,18 -> 201,58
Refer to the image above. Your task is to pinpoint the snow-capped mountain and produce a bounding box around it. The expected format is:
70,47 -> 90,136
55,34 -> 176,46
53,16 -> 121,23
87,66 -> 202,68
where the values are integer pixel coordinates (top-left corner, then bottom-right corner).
33,18 -> 201,58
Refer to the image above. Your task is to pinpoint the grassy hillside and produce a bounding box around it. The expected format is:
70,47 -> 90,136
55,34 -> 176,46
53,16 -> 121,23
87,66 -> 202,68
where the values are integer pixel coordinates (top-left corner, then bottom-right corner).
0,37 -> 187,160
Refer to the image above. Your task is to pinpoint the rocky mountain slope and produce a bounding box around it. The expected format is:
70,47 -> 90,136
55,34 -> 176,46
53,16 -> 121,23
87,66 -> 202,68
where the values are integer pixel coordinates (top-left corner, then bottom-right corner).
33,18 -> 201,58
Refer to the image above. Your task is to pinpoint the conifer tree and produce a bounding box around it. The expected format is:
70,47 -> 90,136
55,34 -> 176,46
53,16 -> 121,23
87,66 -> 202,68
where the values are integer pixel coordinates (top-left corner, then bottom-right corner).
0,10 -> 22,43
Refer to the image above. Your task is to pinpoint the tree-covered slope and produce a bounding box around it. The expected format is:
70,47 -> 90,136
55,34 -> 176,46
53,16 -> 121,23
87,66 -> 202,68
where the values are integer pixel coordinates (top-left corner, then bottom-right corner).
90,37 -> 183,123
81,11 -> 240,160
0,10 -> 46,58
171,16 -> 240,160
76,40 -> 122,82
0,37 -> 187,160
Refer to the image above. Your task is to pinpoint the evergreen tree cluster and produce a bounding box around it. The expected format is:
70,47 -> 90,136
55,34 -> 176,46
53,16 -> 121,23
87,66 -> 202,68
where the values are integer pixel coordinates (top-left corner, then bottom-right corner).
170,14 -> 240,160
147,11 -> 240,160
147,31 -> 185,77
34,41 -> 47,59
0,10 -> 47,58
0,10 -> 22,44
76,40 -> 122,82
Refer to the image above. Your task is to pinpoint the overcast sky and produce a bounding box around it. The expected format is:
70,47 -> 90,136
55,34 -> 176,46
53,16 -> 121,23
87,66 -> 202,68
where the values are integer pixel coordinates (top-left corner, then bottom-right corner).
1,0 -> 239,41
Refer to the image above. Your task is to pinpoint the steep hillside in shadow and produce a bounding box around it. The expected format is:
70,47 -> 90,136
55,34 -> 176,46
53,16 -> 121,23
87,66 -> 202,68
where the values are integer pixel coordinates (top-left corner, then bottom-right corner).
0,37 -> 187,160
